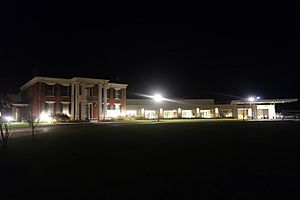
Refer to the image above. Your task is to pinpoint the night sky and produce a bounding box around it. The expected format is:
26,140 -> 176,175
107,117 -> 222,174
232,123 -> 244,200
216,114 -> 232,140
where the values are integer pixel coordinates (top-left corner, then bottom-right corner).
0,1 -> 299,107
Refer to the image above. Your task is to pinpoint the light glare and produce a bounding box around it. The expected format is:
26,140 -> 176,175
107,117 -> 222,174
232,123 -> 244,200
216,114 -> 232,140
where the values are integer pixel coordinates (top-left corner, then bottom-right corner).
4,116 -> 13,122
39,112 -> 53,123
153,94 -> 163,102
248,97 -> 255,102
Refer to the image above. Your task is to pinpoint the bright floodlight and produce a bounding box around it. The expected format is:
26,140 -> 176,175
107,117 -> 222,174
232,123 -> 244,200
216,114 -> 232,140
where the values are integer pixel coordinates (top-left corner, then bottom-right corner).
153,94 -> 163,103
4,116 -> 13,122
256,96 -> 261,100
248,97 -> 255,102
39,112 -> 53,123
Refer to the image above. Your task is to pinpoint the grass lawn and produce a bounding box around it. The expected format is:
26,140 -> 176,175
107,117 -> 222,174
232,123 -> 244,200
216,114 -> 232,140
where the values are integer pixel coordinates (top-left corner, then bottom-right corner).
121,118 -> 241,123
9,121 -> 84,129
1,121 -> 300,199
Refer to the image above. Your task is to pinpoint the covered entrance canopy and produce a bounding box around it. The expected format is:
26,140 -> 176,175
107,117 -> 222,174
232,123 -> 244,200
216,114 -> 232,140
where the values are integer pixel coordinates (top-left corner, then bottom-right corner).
231,98 -> 298,120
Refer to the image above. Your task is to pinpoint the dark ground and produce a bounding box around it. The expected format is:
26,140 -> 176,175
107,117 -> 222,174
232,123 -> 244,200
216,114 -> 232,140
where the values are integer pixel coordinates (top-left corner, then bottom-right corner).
1,121 -> 300,199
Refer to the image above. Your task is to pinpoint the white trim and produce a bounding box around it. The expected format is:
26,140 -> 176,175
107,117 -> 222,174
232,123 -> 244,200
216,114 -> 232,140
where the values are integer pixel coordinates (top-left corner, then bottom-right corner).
61,83 -> 70,86
46,82 -> 56,86
45,101 -> 55,104
20,76 -> 110,91
86,84 -> 95,88
61,101 -> 70,104
107,83 -> 128,89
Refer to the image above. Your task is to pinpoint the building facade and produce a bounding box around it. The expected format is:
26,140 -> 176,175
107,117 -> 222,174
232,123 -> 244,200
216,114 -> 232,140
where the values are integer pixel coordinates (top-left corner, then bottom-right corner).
19,77 -> 127,121
2,77 -> 298,122
126,98 -> 298,120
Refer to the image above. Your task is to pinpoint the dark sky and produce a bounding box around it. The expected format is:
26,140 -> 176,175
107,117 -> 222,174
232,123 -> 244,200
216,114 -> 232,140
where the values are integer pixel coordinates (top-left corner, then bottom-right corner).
0,1 -> 299,107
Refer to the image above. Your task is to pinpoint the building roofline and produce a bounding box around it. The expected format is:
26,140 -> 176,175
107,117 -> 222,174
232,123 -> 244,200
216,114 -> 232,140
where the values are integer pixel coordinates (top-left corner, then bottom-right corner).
20,77 -> 71,90
231,98 -> 298,105
71,77 -> 110,84
19,76 -> 122,91
107,82 -> 128,88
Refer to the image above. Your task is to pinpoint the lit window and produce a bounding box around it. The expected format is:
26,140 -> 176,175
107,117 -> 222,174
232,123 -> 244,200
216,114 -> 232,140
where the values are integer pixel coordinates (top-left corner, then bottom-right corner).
200,110 -> 211,118
45,102 -> 55,115
107,110 -> 120,118
182,110 -> 194,118
145,110 -> 156,119
126,110 -> 137,117
61,103 -> 70,116
163,110 -> 177,118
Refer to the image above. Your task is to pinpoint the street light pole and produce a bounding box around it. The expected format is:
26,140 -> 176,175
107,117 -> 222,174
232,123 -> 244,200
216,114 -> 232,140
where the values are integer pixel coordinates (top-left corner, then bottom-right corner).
153,94 -> 163,123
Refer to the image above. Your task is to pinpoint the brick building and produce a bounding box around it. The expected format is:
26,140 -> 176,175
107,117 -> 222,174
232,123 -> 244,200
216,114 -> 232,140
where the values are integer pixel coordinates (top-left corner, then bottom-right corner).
19,77 -> 127,121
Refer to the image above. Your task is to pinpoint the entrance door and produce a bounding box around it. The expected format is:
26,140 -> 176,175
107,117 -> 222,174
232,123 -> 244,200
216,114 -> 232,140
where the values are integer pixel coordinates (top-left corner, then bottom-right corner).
85,104 -> 93,120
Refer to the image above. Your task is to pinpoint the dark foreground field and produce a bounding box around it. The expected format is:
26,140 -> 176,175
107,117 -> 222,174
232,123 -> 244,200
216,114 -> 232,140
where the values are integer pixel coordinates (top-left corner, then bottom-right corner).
1,121 -> 300,199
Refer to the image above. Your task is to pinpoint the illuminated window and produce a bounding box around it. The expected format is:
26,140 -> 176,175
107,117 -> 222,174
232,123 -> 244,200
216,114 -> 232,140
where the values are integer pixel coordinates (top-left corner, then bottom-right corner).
237,108 -> 251,119
126,110 -> 137,117
163,110 -> 178,118
61,102 -> 70,116
219,109 -> 233,118
182,110 -> 194,118
145,110 -> 156,119
200,110 -> 211,118
107,110 -> 120,118
44,102 -> 55,115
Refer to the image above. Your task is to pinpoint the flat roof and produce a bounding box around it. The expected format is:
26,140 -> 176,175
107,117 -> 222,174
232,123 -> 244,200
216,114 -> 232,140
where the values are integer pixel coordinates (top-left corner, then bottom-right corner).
127,99 -> 215,106
231,98 -> 298,105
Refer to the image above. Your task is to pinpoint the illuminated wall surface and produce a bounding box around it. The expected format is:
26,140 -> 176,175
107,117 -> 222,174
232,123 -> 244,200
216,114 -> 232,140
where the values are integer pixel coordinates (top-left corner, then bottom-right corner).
126,98 -> 298,120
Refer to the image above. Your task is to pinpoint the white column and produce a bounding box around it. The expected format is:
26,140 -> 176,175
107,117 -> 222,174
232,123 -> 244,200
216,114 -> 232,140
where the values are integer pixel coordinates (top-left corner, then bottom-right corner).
196,108 -> 200,118
81,83 -> 87,120
269,104 -> 276,119
103,84 -> 108,120
75,84 -> 79,120
71,84 -> 75,120
215,108 -> 219,118
98,84 -> 103,121
253,104 -> 258,120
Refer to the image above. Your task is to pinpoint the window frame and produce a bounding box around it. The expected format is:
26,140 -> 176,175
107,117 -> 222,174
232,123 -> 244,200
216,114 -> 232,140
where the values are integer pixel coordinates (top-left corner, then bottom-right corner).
61,85 -> 70,97
45,84 -> 55,97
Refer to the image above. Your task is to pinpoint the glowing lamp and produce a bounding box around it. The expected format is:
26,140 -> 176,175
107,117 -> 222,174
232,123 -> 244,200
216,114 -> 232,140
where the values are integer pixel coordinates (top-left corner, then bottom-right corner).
153,94 -> 163,102
4,116 -> 13,122
39,112 -> 53,123
248,97 -> 255,102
